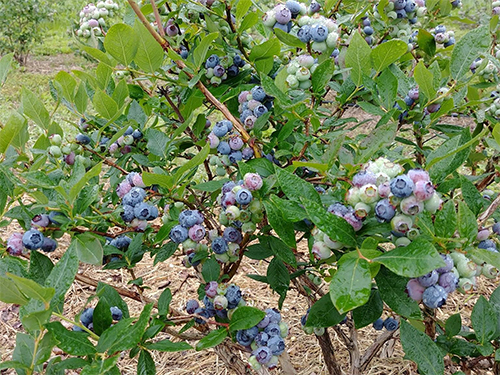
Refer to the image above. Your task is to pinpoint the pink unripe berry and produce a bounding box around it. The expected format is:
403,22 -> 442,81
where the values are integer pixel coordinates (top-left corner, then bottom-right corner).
244,173 -> 263,191
477,229 -> 490,242
406,279 -> 425,301
117,180 -> 132,198
408,169 -> 430,183
400,195 -> 424,215
189,224 -> 206,242
7,232 -> 24,256
131,218 -> 148,231
238,91 -> 249,103
312,241 -> 331,259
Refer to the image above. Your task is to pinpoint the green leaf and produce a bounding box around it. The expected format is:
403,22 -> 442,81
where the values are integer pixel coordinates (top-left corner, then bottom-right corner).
145,340 -> 192,352
352,289 -> 384,329
82,46 -> 114,67
400,320 -> 445,375
97,303 -> 153,353
236,0 -> 252,20
157,288 -> 172,317
250,38 -> 280,61
193,178 -> 229,192
375,69 -> 398,110
445,314 -> 462,338
263,200 -> 296,248
374,238 -> 445,277
305,294 -> 345,328
274,28 -> 306,49
300,198 -> 357,247
0,53 -> 13,86
457,201 -> 478,245
134,20 -> 164,73
229,306 -> 266,332
239,13 -> 259,33
12,333 -> 35,375
138,350 -> 155,375
196,328 -> 228,351
202,257 -> 220,282
260,235 -> 296,267
356,121 -> 397,163
370,39 -> 408,72
103,23 -> 139,66
267,257 -> 290,308
21,87 -> 50,130
450,26 -> 490,81
7,273 -> 55,303
0,112 -> 27,153
28,251 -> 53,285
93,90 -> 118,119
260,75 -> 292,106
45,322 -> 97,356
312,59 -> 335,95
93,298 -> 112,336
96,282 -> 130,319
329,256 -> 371,314
434,200 -> 456,238
471,296 -> 498,345
460,177 -> 485,216
45,244 -> 79,311
72,233 -> 103,265
173,144 -> 211,184
69,162 -> 102,203
0,276 -> 29,305
414,61 -> 436,101
417,29 -> 436,57
345,32 -> 372,86
74,83 -> 88,114
427,128 -> 472,183
54,71 -> 77,102
275,167 -> 320,204
22,309 -> 52,332
375,267 -> 422,319
193,33 -> 219,69
467,247 -> 500,272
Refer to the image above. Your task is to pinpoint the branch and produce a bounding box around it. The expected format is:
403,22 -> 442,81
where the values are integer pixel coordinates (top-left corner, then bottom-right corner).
478,191 -> 500,227
317,330 -> 345,375
149,0 -> 165,38
359,330 -> 397,371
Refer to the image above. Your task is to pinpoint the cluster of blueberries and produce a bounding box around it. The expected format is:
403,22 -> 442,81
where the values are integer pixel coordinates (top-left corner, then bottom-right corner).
262,1 -> 308,34
431,24 -> 456,48
48,133 -> 91,168
6,213 -> 62,256
106,125 -> 143,156
238,85 -> 273,131
116,173 -> 158,231
75,0 -> 119,38
207,120 -> 253,170
295,14 -> 340,52
361,17 -> 375,45
186,283 -> 288,370
204,53 -> 246,86
73,306 -> 123,332
286,54 -> 319,90
168,209 -> 207,267
472,56 -> 500,82
372,317 -> 399,331
397,85 -> 449,117
375,0 -> 428,24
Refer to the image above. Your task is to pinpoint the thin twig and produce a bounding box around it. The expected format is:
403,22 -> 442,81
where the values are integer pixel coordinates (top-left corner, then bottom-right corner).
150,0 -> 165,38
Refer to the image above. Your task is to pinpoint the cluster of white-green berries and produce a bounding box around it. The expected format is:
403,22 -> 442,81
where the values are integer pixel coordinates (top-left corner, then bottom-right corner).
285,55 -> 319,90
75,0 -> 120,38
293,14 -> 340,52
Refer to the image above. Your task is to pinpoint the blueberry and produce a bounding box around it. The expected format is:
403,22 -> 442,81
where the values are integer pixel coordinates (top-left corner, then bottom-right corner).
251,86 -> 267,102
75,133 -> 90,145
297,25 -> 312,43
493,222 -> 500,235
274,5 -> 292,24
404,96 -> 414,106
236,326 -> 259,346
80,308 -> 94,327
132,129 -> 143,140
213,122 -> 229,137
436,254 -> 454,273
233,54 -> 245,67
253,104 -> 268,118
362,18 -> 371,27
227,65 -> 239,77
393,0 -> 407,9
328,202 -> 349,217
478,239 -> 497,251
122,187 -> 146,206
146,205 -> 159,220
310,24 -> 329,42
383,318 -> 399,331
170,225 -> 189,243
187,252 -> 201,267
203,295 -> 215,311
255,332 -> 270,347
205,54 -> 220,69
404,0 -> 416,12
180,46 -> 189,59
31,214 -> 50,228
213,65 -> 225,78
395,9 -> 407,18
265,308 -> 282,324
212,237 -> 228,254
41,237 -> 57,252
422,285 -> 448,309
373,318 -> 384,330
434,25 -> 446,34
273,22 -> 289,33
352,170 -> 377,187
390,175 -> 414,198
242,147 -> 254,160
285,0 -> 301,16
417,270 -> 439,287
267,335 -> 285,355
124,126 -> 134,135
223,227 -> 243,243
363,26 -> 374,35
193,307 -> 212,324
22,229 -> 45,250
375,199 -> 396,222
235,189 -> 253,205
110,235 -> 132,249
133,202 -> 152,220
225,284 -> 242,308
110,306 -> 123,321
228,150 -> 243,164
217,141 -> 231,155
438,272 -> 458,293
179,210 -> 203,228
309,1 -> 321,13
444,37 -> 455,48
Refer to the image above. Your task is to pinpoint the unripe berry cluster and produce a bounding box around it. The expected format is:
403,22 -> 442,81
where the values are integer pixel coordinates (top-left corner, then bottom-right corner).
375,0 -> 427,24
106,125 -> 144,156
294,14 -> 340,52
75,0 -> 119,38
73,305 -> 123,332
6,212 -> 62,256
286,54 -> 319,90
431,25 -> 455,48
204,53 -> 246,86
116,173 -> 158,231
47,131 -> 93,168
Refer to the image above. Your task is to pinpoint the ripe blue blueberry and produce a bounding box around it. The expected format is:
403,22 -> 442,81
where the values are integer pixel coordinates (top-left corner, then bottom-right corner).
404,0 -> 416,12
110,306 -> 123,321
493,222 -> 500,235
212,237 -> 229,254
193,307 -> 212,324
267,335 -> 285,355
255,331 -> 270,347
274,5 -> 292,24
228,150 -> 243,164
251,86 -> 267,102
122,187 -> 146,206
285,0 -> 301,16
213,65 -> 225,78
22,229 -> 45,250
309,1 -> 321,13
438,272 -> 458,293
395,9 -> 407,18
373,318 -> 384,330
310,24 -> 328,42
233,54 -> 244,67
383,318 -> 399,331
180,46 -> 189,59
478,239 -> 497,251
417,270 -> 439,287
223,227 -> 243,243
80,308 -> 94,327
203,295 -> 215,311
170,225 -> 189,243
393,0 -> 407,10
179,210 -> 204,228
273,22 -> 289,33
111,235 -> 132,249
434,25 -> 446,34
217,141 -> 231,155
132,129 -> 143,140
76,133 -> 91,145
242,147 -> 254,160
444,37 -> 455,47
227,65 -> 239,77
404,96 -> 415,106
265,323 -> 282,337
297,25 -> 312,43
436,254 -> 454,273
31,214 -> 50,228
375,199 -> 396,222
362,18 -> 371,27
205,54 -> 220,69
363,26 -> 374,35
235,189 -> 253,205
41,237 -> 57,252
422,285 -> 448,309
253,104 -> 268,118
134,202 -> 155,220
213,121 -> 229,137
236,326 -> 259,346
225,284 -> 242,308
390,175 -> 414,198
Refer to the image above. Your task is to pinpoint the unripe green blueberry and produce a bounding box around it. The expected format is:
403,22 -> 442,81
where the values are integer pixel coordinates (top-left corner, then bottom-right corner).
183,239 -> 197,251
279,321 -> 289,337
424,192 -> 443,214
287,61 -> 300,74
219,212 -> 229,226
215,252 -> 230,263
296,67 -> 311,81
210,76 -> 222,86
251,211 -> 264,224
242,222 -> 256,233
209,155 -> 219,166
216,166 -> 226,176
311,41 -> 327,52
205,68 -> 214,79
395,237 -> 411,247
386,1 -> 395,10
482,264 -> 498,279
238,209 -> 251,222
416,7 -> 427,16
326,32 -> 339,47
262,11 -> 277,27
323,235 -> 344,249
50,134 -> 62,146
387,11 -> 397,19
248,200 -> 263,214
299,80 -> 312,90
314,327 -> 325,336
449,251 -> 468,265
225,206 -> 240,220
407,228 -> 420,240
287,75 -> 299,89
456,259 -> 477,278
346,187 -> 361,205
458,277 -> 475,292
298,16 -> 311,26
49,145 -> 62,158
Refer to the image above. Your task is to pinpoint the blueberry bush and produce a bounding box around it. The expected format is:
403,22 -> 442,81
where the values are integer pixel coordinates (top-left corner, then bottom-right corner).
1,0 -> 500,374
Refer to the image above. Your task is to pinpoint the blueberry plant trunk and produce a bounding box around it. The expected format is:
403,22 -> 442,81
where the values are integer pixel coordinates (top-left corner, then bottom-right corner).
2,0 -> 500,374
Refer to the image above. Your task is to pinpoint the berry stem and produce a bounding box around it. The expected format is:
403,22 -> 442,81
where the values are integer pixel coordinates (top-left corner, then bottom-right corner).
149,0 -> 166,38
82,145 -> 129,174
52,312 -> 100,340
